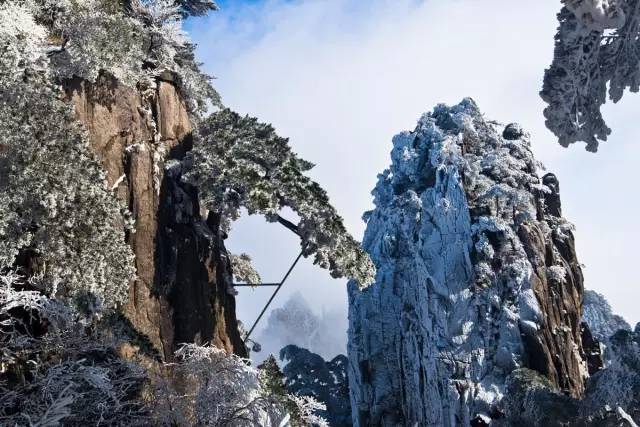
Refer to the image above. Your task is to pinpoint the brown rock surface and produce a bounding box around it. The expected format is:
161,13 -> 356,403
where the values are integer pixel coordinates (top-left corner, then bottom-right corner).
64,75 -> 246,359
520,176 -> 589,397
518,172 -> 605,398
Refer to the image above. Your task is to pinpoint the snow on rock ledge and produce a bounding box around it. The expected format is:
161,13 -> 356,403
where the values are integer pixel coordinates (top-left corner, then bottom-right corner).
348,99 -> 592,426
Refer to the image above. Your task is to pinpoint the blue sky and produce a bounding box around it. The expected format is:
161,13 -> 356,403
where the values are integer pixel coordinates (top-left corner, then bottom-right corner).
186,0 -> 640,360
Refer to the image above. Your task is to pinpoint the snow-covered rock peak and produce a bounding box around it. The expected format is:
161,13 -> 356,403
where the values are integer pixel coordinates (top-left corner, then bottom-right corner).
348,99 -> 590,426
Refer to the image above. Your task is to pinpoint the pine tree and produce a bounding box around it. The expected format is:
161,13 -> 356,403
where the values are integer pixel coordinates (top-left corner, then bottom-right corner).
258,355 -> 329,427
184,109 -> 376,288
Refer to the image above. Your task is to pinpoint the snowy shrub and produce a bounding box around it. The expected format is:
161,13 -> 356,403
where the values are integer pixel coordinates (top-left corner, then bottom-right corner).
258,355 -> 330,427
547,265 -> 568,283
279,345 -> 350,427
542,0 -> 640,151
0,3 -> 47,73
0,269 -> 326,426
0,269 -> 149,426
152,343 -> 327,426
184,109 -> 376,287
287,395 -> 330,427
230,253 -> 261,284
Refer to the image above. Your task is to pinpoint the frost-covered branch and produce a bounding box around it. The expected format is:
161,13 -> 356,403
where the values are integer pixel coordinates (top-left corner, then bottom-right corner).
176,0 -> 218,16
183,109 -> 376,287
288,395 -> 330,427
152,343 -> 314,426
17,0 -> 218,115
541,0 -> 640,151
230,253 -> 261,285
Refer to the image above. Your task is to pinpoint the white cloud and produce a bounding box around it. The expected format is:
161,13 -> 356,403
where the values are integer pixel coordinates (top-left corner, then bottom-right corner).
253,292 -> 347,364
187,0 -> 640,358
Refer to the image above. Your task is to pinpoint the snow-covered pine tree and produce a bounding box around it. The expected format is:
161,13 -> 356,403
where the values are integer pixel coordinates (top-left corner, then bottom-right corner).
184,109 -> 376,287
542,0 -> 640,151
257,355 -> 310,427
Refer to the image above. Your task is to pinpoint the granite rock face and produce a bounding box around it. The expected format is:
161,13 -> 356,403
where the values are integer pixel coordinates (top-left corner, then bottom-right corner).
583,290 -> 631,344
64,74 -> 246,360
348,99 -> 591,426
498,296 -> 640,427
581,326 -> 640,424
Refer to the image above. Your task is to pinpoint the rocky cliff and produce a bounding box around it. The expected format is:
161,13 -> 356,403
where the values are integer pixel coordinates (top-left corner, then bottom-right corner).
347,99 -> 596,426
64,74 -> 246,360
583,290 -> 631,344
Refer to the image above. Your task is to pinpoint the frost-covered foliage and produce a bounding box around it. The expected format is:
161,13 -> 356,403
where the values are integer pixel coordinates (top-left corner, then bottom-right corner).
130,0 -> 220,114
177,0 -> 218,16
259,355 -> 329,427
583,290 -> 631,342
259,293 -> 347,361
184,109 -> 376,287
280,345 -> 352,427
0,267 -> 329,426
564,0 -> 626,30
541,0 -> 640,151
348,99 -> 588,426
287,395 -> 330,427
16,0 -> 219,115
0,3 -> 47,70
152,343 -> 326,426
43,0 -> 147,87
230,253 -> 261,284
0,6 -> 135,310
0,269 -> 149,426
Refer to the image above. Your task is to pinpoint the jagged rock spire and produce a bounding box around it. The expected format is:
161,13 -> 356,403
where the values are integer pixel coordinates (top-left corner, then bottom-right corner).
348,99 -> 590,426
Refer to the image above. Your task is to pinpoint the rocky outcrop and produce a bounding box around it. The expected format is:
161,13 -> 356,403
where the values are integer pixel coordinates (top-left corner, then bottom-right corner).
64,74 -> 246,360
498,368 -> 638,427
580,326 -> 640,424
583,290 -> 631,344
280,345 -> 352,427
348,99 -> 593,426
